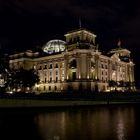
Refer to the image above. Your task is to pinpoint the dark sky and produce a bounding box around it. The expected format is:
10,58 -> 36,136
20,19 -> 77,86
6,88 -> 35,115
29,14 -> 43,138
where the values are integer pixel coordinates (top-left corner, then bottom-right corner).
0,0 -> 140,84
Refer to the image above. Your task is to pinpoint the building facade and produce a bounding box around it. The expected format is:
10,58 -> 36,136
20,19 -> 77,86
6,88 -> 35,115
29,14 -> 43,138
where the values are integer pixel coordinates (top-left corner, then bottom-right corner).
9,28 -> 135,93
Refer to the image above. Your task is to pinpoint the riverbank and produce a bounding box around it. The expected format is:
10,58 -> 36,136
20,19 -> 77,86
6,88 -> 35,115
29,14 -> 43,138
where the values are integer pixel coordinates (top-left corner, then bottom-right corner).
0,98 -> 140,108
0,92 -> 140,108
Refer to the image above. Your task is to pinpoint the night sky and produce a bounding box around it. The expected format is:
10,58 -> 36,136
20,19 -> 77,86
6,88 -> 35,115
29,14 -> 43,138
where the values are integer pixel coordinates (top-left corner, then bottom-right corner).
0,0 -> 140,85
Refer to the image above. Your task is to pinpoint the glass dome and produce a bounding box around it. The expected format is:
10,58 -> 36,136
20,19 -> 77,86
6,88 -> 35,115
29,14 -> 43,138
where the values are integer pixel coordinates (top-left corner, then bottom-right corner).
43,40 -> 66,54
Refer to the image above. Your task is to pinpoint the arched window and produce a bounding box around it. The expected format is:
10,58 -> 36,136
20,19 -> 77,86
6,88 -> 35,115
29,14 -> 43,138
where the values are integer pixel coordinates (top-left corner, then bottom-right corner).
69,59 -> 77,68
91,61 -> 95,68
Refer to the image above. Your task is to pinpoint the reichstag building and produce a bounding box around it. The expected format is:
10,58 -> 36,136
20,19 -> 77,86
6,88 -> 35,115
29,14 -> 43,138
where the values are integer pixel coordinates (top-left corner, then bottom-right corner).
9,28 -> 135,93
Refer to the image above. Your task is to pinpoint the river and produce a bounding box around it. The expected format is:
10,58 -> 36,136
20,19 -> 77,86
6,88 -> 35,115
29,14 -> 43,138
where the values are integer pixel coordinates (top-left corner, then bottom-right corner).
0,105 -> 139,140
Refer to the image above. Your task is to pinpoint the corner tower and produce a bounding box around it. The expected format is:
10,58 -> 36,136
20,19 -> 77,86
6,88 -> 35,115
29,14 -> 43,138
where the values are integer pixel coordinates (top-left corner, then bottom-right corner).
64,28 -> 97,51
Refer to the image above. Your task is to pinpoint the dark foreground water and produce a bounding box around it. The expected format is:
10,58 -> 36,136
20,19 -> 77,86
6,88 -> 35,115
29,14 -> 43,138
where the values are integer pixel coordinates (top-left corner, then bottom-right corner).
0,105 -> 139,140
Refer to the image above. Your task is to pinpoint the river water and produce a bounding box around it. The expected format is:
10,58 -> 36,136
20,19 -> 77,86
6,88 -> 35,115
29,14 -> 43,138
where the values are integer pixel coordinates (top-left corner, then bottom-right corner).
0,105 -> 139,140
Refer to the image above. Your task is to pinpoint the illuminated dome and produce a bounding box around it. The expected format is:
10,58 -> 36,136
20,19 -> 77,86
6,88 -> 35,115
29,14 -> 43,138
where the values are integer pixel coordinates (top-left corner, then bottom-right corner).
43,40 -> 66,54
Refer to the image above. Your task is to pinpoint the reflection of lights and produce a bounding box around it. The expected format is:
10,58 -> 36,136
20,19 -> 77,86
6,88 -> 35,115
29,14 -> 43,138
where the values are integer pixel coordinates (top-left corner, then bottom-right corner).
117,119 -> 125,140
34,112 -> 66,140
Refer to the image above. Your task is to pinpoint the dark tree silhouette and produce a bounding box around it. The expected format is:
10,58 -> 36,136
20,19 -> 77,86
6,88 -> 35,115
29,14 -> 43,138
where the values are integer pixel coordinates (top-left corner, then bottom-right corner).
5,68 -> 39,93
109,80 -> 117,91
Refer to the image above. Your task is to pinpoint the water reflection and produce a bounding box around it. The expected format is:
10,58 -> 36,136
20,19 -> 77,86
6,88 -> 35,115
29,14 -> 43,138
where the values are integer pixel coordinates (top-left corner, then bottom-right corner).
34,106 -> 136,140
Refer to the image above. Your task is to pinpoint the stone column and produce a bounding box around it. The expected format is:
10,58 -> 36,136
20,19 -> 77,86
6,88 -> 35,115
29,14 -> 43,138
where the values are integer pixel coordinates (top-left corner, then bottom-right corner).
95,54 -> 99,80
64,54 -> 68,81
108,60 -> 112,81
52,62 -> 55,82
132,65 -> 135,82
115,63 -> 117,82
76,53 -> 81,79
58,62 -> 61,81
86,53 -> 91,79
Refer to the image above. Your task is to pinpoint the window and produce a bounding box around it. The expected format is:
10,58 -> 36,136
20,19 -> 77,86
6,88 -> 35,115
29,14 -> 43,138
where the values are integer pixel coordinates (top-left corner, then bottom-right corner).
50,71 -> 52,76
112,64 -> 116,70
101,64 -> 104,68
91,61 -> 95,68
50,77 -> 52,82
56,71 -> 58,75
55,63 -> 58,68
55,86 -> 57,90
49,86 -> 51,90
44,65 -> 47,69
56,77 -> 58,82
49,64 -> 52,69
45,78 -> 46,83
69,59 -> 77,68
102,71 -> 104,75
39,66 -> 42,70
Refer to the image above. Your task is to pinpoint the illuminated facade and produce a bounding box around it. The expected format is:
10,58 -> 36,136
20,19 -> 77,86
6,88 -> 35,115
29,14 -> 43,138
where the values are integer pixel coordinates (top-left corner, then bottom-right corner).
9,28 -> 135,93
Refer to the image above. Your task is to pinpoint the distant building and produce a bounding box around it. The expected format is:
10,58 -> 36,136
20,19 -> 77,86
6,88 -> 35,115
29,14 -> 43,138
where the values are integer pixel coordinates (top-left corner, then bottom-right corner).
9,28 -> 135,93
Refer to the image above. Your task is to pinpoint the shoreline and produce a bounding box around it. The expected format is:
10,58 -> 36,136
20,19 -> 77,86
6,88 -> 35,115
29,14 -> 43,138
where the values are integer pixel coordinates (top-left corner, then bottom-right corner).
0,98 -> 139,108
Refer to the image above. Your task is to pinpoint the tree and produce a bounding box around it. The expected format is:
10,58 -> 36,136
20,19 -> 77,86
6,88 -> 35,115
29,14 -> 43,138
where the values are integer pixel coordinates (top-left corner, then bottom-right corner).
0,47 -> 10,92
109,80 -> 117,91
118,80 -> 125,91
5,68 -> 40,93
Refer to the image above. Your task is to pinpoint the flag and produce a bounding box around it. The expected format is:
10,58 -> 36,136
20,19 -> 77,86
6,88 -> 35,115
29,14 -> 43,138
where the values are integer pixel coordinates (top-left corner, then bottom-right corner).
79,17 -> 81,28
117,39 -> 121,47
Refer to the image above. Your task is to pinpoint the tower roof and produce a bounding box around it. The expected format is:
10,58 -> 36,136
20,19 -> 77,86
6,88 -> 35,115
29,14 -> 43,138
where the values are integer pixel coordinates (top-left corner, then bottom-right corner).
65,28 -> 96,37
